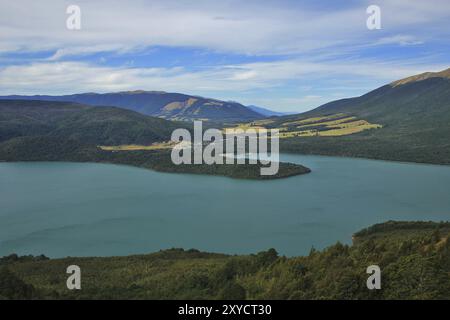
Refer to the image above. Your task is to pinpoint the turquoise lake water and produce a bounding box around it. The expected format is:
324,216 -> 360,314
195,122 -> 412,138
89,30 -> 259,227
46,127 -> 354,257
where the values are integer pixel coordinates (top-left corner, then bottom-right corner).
1,155 -> 450,257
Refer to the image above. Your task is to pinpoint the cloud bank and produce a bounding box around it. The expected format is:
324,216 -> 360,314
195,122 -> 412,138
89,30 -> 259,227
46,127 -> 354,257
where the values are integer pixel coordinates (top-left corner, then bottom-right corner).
0,0 -> 449,111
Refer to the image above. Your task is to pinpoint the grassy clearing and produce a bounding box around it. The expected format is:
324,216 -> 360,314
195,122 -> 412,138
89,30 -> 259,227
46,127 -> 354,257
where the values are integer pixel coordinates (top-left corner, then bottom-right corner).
228,113 -> 382,138
281,113 -> 347,127
222,124 -> 267,134
278,130 -> 317,138
250,119 -> 276,126
296,116 -> 357,129
318,123 -> 382,136
278,122 -> 381,138
99,141 -> 177,151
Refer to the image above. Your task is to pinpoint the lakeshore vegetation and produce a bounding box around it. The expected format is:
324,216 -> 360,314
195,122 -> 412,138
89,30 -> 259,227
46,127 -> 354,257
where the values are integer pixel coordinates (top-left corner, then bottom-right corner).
1,221 -> 449,300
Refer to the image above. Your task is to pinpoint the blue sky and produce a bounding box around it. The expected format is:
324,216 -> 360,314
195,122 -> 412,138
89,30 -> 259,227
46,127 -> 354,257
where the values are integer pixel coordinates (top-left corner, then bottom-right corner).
0,0 -> 449,112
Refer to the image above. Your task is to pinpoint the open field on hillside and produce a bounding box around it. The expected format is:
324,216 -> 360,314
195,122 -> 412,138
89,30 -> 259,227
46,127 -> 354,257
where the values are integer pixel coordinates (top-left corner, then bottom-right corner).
99,141 -> 177,151
227,113 -> 382,138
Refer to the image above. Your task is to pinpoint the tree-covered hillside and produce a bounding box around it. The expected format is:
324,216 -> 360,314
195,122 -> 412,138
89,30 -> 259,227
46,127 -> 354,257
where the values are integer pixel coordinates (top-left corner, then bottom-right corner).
0,99 -> 189,145
243,70 -> 450,164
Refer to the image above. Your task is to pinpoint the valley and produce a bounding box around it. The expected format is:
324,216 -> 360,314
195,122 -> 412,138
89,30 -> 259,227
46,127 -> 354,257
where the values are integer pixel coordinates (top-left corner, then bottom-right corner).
3,68 -> 449,167
2,0 -> 449,303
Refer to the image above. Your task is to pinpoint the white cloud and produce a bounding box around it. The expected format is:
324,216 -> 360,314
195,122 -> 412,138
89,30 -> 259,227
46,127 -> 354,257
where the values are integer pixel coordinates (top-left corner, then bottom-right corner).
374,35 -> 424,46
0,0 -> 449,57
0,0 -> 449,112
47,45 -> 126,60
229,70 -> 258,81
0,58 -> 447,95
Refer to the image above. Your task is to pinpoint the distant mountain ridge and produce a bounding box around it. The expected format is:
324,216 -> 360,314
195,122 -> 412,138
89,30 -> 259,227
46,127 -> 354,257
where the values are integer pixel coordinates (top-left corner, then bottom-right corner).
246,105 -> 294,117
390,68 -> 450,87
0,91 -> 263,122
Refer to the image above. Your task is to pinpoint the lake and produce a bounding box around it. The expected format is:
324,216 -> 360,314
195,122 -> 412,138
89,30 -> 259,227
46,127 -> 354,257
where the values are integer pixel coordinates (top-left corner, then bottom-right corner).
1,155 -> 450,258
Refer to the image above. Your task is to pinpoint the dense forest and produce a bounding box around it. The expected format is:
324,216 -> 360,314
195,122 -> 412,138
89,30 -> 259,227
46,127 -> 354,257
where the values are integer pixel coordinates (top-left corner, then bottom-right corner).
1,221 -> 449,300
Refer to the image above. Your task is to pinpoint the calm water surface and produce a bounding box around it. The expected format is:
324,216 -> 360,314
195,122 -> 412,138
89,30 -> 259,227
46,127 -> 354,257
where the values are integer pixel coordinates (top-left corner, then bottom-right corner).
1,154 -> 450,257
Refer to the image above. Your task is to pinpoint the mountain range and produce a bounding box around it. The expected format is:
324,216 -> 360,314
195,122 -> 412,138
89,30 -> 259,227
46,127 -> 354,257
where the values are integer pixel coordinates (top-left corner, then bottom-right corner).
246,105 -> 294,117
0,91 -> 263,122
1,67 -> 449,166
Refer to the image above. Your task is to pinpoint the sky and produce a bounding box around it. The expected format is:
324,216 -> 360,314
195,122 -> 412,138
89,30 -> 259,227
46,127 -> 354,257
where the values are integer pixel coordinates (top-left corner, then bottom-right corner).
0,0 -> 449,112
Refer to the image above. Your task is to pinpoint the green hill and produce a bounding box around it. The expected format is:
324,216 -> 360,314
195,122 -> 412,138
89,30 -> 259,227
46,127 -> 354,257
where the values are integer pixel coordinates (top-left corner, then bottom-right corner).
1,221 -> 449,300
0,99 -> 188,145
238,68 -> 450,164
